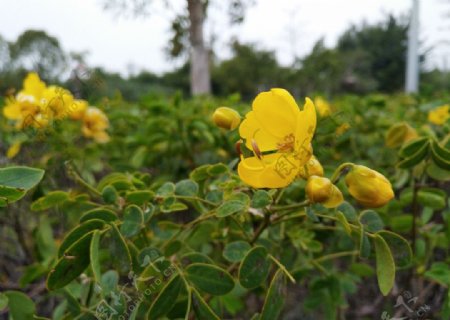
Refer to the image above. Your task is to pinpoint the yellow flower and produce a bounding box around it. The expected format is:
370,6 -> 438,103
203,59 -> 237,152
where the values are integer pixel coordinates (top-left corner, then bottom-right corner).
82,107 -> 110,143
428,104 -> 449,125
335,123 -> 350,136
40,86 -> 74,119
385,122 -> 418,148
314,97 -> 332,117
345,165 -> 394,208
70,99 -> 88,120
212,107 -> 241,130
298,155 -> 324,179
6,142 -> 21,159
3,96 -> 40,122
238,88 -> 316,188
306,176 -> 343,208
21,72 -> 46,100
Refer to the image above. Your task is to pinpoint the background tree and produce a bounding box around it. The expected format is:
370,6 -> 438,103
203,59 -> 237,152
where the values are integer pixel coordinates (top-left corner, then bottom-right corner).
102,0 -> 253,96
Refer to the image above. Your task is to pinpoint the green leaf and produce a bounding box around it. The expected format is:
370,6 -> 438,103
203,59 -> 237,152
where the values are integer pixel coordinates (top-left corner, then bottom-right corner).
0,185 -> 25,206
374,234 -> 395,296
190,165 -> 211,182
185,263 -> 234,296
147,275 -> 183,319
426,162 -> 450,181
31,191 -> 69,211
36,216 -> 57,263
431,140 -> 450,171
0,166 -> 44,205
163,240 -> 182,257
47,232 -> 93,290
192,288 -> 220,320
3,291 -> 36,319
377,230 -> 412,269
90,230 -> 102,283
0,166 -> 45,190
100,270 -> 119,296
424,262 -> 450,286
399,187 -> 447,210
120,205 -> 144,238
397,138 -> 430,169
80,208 -> 117,223
239,246 -> 271,289
109,224 -> 132,273
251,190 -> 272,208
336,211 -> 352,235
260,269 -> 285,320
223,241 -> 251,262
102,185 -> 118,204
359,228 -> 371,259
0,293 -> 7,310
131,146 -> 147,168
125,190 -> 154,205
207,163 -> 229,176
216,200 -> 247,218
399,137 -> 429,158
58,219 -> 105,257
337,202 -> 358,222
175,179 -> 199,196
359,210 -> 384,233
156,182 -> 176,197
181,252 -> 214,266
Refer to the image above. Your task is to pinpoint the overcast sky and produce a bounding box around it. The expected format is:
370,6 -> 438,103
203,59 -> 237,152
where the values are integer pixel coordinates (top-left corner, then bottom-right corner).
1,0 -> 449,75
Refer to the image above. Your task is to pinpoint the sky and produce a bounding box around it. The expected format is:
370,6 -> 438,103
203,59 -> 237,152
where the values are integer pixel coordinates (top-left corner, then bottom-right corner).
0,0 -> 449,75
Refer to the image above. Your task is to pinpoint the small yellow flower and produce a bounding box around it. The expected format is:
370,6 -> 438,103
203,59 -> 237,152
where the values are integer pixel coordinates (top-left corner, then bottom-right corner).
237,89 -> 316,188
335,123 -> 350,136
6,142 -> 22,159
428,104 -> 449,125
314,97 -> 332,117
40,86 -> 74,119
212,107 -> 241,130
385,122 -> 418,148
82,107 -> 110,143
306,176 -> 343,208
298,155 -> 324,179
345,165 -> 394,208
70,99 -> 88,120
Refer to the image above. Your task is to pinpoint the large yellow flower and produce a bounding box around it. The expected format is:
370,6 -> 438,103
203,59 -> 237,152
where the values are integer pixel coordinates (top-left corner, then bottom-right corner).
82,107 -> 110,143
428,104 -> 449,126
3,72 -> 46,124
238,89 -> 317,188
40,86 -> 74,119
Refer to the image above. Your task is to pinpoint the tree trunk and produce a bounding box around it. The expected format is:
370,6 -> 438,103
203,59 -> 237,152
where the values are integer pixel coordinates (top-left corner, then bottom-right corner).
187,0 -> 211,95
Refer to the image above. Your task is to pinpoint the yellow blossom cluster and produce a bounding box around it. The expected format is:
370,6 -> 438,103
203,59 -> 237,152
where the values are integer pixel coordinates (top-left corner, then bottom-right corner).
2,73 -> 110,143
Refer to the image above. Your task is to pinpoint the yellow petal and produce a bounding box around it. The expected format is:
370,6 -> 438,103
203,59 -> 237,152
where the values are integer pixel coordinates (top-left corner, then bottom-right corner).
93,131 -> 110,143
323,185 -> 344,208
23,72 -> 46,99
295,97 -> 317,160
7,142 -> 21,159
239,111 -> 279,151
238,153 -> 300,188
252,88 -> 300,139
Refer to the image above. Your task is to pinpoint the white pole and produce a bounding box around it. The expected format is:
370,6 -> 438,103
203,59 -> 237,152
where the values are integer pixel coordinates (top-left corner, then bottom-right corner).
405,0 -> 420,93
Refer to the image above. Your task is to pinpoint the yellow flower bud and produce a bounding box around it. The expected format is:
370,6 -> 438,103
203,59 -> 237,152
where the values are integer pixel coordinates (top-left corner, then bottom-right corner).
345,165 -> 394,208
299,155 -> 324,179
306,176 -> 343,208
212,107 -> 241,130
385,122 -> 418,148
